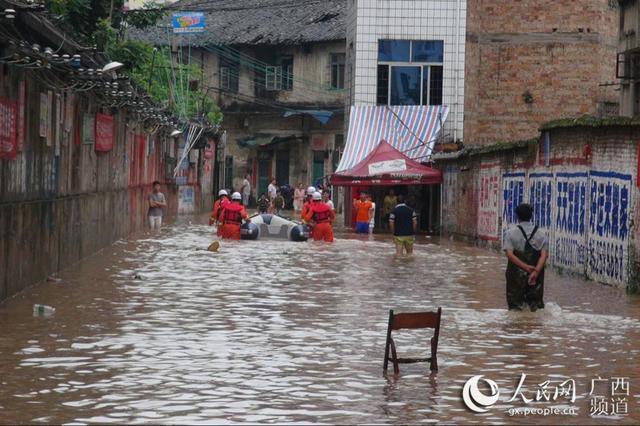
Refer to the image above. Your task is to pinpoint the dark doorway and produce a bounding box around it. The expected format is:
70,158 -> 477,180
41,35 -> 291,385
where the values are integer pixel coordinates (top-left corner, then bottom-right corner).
312,151 -> 325,187
257,151 -> 271,197
276,150 -> 290,186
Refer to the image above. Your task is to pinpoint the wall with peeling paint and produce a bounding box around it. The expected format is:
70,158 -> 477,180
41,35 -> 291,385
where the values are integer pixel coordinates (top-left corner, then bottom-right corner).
438,125 -> 640,290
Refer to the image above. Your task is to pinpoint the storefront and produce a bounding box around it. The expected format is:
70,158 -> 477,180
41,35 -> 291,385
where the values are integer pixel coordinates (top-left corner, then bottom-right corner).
332,104 -> 448,232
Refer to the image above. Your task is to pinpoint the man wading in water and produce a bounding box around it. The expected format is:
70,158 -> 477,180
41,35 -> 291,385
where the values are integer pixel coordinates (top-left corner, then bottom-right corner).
503,203 -> 548,311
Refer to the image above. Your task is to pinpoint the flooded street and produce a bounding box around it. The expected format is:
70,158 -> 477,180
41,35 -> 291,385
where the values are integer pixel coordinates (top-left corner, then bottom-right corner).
1,217 -> 640,424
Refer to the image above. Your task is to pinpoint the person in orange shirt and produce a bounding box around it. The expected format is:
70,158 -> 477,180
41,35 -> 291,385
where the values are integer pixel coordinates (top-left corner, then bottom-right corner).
304,192 -> 335,242
219,192 -> 250,240
210,189 -> 230,236
353,191 -> 373,234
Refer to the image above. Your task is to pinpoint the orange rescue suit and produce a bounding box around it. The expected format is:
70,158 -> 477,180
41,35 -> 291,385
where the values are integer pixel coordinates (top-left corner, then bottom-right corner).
220,202 -> 248,240
300,199 -> 313,222
304,202 -> 335,242
210,197 -> 229,236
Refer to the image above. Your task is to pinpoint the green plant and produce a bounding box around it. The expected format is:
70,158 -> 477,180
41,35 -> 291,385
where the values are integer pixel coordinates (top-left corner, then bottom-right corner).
108,41 -> 222,125
45,0 -> 221,125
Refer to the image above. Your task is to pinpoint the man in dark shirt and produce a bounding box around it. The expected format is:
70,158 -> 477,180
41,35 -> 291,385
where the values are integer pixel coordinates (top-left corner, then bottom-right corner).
388,195 -> 418,256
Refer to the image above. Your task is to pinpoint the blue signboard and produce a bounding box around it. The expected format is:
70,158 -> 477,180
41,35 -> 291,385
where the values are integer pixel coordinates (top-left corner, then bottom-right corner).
172,12 -> 205,34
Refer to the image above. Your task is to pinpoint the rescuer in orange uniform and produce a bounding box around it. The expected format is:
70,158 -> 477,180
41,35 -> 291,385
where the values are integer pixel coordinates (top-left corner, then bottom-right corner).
210,189 -> 230,236
300,186 -> 316,222
300,186 -> 316,238
219,192 -> 250,240
304,191 -> 335,242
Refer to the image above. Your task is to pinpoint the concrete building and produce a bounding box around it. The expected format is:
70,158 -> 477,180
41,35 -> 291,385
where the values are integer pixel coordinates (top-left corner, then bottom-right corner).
465,0 -> 619,145
618,0 -> 640,115
134,0 -> 347,203
345,0 -> 466,143
0,6 -> 210,301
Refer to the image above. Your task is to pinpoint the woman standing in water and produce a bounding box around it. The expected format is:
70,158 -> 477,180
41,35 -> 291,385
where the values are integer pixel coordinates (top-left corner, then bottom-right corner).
293,183 -> 305,213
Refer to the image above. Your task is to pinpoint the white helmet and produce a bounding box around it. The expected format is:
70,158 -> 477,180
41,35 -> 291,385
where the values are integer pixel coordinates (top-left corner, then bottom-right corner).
218,189 -> 228,197
306,186 -> 316,195
312,191 -> 322,201
231,192 -> 242,201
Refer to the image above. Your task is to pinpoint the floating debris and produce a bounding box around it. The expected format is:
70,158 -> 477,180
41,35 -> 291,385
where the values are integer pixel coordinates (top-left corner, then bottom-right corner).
33,304 -> 56,316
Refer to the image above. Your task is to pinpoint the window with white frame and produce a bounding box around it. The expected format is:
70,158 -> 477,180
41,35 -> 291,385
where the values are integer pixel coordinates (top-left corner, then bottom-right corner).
265,66 -> 283,91
220,56 -> 239,93
376,40 -> 444,106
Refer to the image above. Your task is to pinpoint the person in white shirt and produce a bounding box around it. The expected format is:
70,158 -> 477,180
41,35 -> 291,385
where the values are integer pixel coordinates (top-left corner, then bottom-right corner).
368,195 -> 376,234
241,174 -> 251,206
323,190 -> 335,211
267,179 -> 278,201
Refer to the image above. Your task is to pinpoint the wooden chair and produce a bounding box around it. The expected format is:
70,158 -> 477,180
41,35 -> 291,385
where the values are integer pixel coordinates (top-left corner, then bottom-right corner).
383,308 -> 442,374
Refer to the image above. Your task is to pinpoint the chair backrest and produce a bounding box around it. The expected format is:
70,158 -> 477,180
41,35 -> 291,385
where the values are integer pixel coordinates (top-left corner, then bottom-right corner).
390,308 -> 442,331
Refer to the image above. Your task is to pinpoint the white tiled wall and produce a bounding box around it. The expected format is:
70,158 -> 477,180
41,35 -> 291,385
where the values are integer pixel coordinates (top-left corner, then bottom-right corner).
347,0 -> 466,142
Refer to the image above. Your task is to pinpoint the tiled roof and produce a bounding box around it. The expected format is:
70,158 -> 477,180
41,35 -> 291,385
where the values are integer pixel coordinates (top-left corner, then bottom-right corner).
129,0 -> 346,46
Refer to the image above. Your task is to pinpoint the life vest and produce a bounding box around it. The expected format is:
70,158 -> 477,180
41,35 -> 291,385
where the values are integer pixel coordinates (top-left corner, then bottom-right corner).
213,197 -> 229,221
222,203 -> 244,224
311,203 -> 332,223
301,200 -> 313,219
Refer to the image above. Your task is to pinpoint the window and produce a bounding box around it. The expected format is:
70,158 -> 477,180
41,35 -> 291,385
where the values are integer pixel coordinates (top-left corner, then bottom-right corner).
378,40 -> 410,62
377,64 -> 389,105
282,56 -> 293,91
330,53 -> 345,89
220,56 -> 239,93
411,40 -> 444,63
263,56 -> 294,91
390,66 -> 421,105
376,40 -> 444,106
429,65 -> 443,106
265,66 -> 283,91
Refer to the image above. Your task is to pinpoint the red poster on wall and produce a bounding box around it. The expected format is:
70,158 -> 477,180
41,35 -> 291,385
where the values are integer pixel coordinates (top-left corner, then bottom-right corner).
95,113 -> 114,152
0,97 -> 17,160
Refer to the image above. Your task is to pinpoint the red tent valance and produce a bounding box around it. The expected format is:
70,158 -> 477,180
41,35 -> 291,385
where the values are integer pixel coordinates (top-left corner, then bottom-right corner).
330,140 -> 442,186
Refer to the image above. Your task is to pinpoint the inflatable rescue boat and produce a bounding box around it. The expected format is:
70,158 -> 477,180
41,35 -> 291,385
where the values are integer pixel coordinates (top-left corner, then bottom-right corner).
240,214 -> 309,241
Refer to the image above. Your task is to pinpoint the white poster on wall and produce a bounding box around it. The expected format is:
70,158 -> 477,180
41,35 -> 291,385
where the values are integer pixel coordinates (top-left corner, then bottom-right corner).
178,185 -> 195,214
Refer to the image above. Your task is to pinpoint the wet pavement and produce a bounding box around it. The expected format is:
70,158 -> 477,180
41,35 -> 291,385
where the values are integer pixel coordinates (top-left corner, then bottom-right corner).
1,216 -> 640,424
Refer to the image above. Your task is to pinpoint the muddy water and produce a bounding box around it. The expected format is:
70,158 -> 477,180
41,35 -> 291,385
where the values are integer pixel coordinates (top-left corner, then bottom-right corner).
1,217 -> 640,424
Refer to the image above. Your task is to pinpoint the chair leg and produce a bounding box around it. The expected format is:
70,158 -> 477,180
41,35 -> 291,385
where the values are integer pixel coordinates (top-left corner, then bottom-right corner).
430,336 -> 438,371
383,339 -> 390,372
390,338 -> 400,374
383,310 -> 393,372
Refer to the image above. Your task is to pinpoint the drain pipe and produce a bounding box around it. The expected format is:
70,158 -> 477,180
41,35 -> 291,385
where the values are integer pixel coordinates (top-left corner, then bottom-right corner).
454,0 -> 462,143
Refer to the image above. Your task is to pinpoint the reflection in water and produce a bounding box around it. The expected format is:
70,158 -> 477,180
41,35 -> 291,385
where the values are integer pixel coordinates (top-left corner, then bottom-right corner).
0,217 -> 639,424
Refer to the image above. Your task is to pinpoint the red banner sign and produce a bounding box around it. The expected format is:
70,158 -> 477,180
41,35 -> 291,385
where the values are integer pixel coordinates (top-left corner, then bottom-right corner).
95,113 -> 114,152
0,97 -> 17,160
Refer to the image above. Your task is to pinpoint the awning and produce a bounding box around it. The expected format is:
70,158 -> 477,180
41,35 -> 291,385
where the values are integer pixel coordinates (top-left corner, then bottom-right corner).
330,140 -> 442,186
283,110 -> 334,124
237,134 -> 302,148
336,105 -> 448,173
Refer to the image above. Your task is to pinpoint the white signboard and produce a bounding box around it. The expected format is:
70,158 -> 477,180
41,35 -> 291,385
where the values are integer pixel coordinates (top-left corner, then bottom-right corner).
368,159 -> 407,175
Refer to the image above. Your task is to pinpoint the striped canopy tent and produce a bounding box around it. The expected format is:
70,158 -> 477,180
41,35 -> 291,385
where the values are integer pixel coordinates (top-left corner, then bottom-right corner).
330,140 -> 442,186
335,105 -> 449,173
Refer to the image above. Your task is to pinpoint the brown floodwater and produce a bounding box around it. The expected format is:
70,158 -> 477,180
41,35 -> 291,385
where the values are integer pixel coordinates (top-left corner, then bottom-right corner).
1,216 -> 640,424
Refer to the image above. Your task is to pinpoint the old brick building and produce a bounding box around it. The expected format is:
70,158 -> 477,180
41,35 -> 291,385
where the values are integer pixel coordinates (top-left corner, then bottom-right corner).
464,0 -> 620,145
